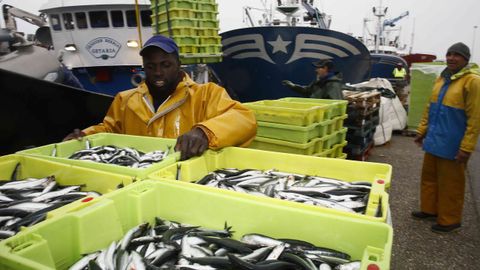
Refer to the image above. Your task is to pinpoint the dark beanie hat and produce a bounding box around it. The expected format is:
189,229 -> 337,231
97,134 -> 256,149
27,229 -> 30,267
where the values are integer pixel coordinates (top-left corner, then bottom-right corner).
447,42 -> 470,61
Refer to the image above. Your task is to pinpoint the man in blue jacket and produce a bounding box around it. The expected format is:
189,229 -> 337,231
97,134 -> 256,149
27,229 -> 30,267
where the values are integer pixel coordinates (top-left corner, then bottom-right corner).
412,42 -> 480,233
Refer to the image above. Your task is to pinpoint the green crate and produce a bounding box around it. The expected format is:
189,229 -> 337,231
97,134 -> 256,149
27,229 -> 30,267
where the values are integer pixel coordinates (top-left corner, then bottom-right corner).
0,180 -> 392,270
158,27 -> 197,36
170,36 -> 199,46
150,147 -> 392,220
196,11 -> 218,20
244,100 -> 332,126
150,0 -> 197,10
0,155 -> 135,238
155,18 -> 197,29
250,136 -> 311,154
279,97 -> 348,118
197,19 -> 219,28
315,141 -> 348,158
0,155 -> 134,196
197,2 -> 218,12
16,133 -> 178,179
322,128 -> 348,150
197,44 -> 222,54
196,27 -> 219,36
154,8 -> 196,20
198,35 -> 221,45
256,120 -> 331,144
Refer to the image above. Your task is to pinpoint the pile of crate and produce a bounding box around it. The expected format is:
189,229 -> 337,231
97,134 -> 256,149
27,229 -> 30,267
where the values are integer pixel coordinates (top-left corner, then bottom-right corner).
150,0 -> 222,64
244,98 -> 349,159
343,90 -> 381,161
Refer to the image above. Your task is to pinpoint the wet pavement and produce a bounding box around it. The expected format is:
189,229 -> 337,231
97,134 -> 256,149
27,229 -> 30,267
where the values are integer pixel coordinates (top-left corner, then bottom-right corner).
367,134 -> 480,270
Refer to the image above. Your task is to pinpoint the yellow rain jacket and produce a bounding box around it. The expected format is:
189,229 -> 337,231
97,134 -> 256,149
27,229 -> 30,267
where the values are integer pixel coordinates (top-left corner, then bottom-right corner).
83,73 -> 257,149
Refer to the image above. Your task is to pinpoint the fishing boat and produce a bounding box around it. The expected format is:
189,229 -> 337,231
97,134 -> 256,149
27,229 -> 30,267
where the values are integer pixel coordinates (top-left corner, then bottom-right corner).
38,0 -> 153,95
208,0 -> 371,102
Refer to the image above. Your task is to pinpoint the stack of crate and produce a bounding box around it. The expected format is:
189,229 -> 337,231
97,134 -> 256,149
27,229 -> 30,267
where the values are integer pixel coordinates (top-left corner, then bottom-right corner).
150,0 -> 222,64
244,98 -> 349,159
343,90 -> 381,161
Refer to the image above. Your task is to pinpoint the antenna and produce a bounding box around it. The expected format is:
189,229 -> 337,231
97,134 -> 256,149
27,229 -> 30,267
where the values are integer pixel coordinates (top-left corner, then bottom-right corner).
409,18 -> 415,54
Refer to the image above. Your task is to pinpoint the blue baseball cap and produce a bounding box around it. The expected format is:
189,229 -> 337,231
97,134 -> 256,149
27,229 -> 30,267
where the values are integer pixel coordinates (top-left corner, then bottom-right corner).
139,35 -> 179,56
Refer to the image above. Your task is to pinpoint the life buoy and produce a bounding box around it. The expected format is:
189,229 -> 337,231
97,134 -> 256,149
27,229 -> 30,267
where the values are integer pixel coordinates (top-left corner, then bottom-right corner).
131,72 -> 145,86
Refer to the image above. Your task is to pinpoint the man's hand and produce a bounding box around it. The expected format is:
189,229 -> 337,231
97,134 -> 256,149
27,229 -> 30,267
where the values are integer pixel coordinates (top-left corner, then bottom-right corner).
175,127 -> 209,161
63,129 -> 86,141
414,134 -> 424,147
282,80 -> 294,87
455,150 -> 471,164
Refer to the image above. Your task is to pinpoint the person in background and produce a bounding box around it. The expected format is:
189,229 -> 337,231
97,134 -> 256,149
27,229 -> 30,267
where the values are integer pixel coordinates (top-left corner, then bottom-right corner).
413,42 -> 480,233
64,35 -> 257,160
282,59 -> 344,100
392,62 -> 407,79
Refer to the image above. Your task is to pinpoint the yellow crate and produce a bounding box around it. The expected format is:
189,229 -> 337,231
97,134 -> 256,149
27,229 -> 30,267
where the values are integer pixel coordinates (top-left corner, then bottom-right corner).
244,100 -> 333,126
151,0 -> 196,10
279,97 -> 348,118
0,180 -> 392,270
154,8 -> 196,21
16,133 -> 178,179
149,147 -> 392,221
158,27 -> 197,36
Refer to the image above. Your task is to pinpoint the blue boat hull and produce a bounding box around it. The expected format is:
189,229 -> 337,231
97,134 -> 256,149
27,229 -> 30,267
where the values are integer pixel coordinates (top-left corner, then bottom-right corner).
209,26 -> 371,102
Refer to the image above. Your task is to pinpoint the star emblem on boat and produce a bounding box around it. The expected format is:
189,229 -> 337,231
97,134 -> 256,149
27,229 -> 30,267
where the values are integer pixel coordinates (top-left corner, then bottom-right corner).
267,35 -> 291,54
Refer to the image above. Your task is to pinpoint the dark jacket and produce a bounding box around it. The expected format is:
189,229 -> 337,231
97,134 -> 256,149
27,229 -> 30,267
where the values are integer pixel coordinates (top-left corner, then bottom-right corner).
287,72 -> 344,99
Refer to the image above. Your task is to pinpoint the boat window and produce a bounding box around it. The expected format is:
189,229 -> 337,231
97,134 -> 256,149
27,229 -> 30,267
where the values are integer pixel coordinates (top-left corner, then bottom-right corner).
89,11 -> 109,28
141,10 -> 152,27
110,10 -> 124,27
75,12 -> 88,29
50,14 -> 61,31
126,10 -> 137,27
62,13 -> 74,30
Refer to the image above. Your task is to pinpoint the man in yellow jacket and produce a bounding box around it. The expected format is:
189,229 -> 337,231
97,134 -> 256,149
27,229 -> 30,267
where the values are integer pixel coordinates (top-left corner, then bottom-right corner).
65,35 -> 257,160
412,42 -> 480,233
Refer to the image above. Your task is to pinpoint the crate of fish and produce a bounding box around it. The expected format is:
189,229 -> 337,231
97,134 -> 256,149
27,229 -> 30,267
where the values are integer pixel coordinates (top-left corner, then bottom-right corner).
0,180 -> 392,270
150,147 -> 392,222
278,97 -> 348,119
244,100 -> 333,126
0,154 -> 134,240
16,133 -> 178,179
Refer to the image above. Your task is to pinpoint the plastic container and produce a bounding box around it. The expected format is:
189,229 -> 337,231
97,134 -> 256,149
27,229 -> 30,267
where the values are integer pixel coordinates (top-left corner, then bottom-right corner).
151,0 -> 196,10
155,8 -> 196,21
16,133 -> 178,179
156,19 -> 197,30
250,135 -> 327,155
150,147 -> 392,221
278,97 -> 348,118
158,27 -> 197,36
0,180 -> 392,270
0,155 -> 135,195
250,128 -> 347,155
256,119 -> 332,144
244,100 -> 333,126
195,27 -> 219,36
314,141 -> 348,158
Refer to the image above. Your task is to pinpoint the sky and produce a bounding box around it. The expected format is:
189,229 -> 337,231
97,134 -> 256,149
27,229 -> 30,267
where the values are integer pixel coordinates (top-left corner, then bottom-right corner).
2,0 -> 480,63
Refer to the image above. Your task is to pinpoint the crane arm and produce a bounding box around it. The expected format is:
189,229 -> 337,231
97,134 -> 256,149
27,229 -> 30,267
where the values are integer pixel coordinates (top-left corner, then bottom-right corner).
2,4 -> 47,32
383,11 -> 409,28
